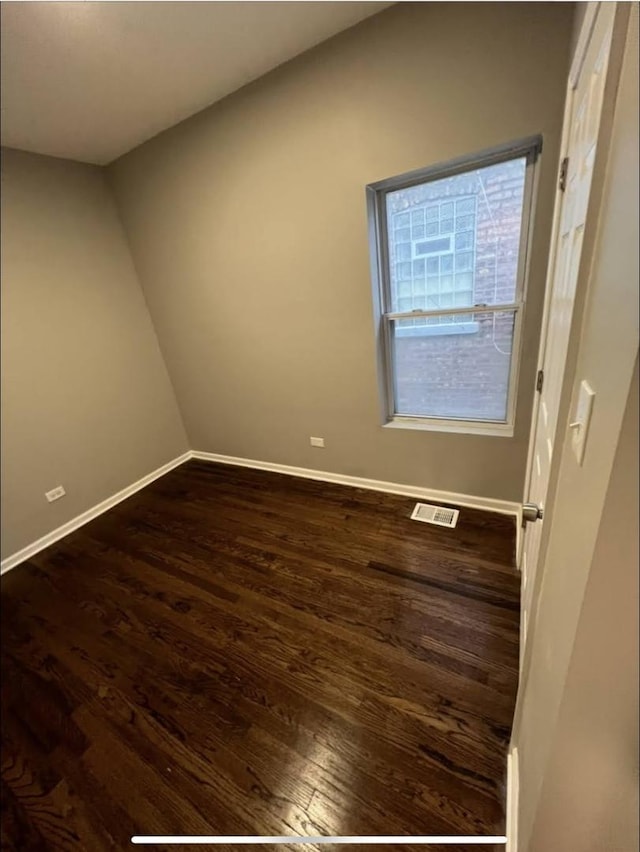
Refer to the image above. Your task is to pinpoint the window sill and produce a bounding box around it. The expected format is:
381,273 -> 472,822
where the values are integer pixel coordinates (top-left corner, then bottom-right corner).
383,417 -> 514,437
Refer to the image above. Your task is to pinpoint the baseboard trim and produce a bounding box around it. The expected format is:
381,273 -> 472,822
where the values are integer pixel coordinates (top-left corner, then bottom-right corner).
0,451 -> 192,576
515,513 -> 524,571
506,746 -> 520,852
2,450 -> 519,576
191,451 -> 521,517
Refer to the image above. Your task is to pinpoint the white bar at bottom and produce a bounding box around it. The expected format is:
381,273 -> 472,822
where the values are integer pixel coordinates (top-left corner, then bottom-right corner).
131,837 -> 507,845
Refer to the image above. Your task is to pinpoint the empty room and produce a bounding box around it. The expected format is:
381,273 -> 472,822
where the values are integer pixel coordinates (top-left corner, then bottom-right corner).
1,2 -> 638,850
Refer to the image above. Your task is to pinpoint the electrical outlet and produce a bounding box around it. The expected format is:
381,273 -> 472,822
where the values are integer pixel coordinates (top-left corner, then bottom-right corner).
45,485 -> 66,503
309,436 -> 325,448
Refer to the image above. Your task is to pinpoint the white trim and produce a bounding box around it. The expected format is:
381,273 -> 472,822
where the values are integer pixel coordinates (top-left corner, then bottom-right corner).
384,418 -> 515,438
0,452 -> 192,576
2,450 -> 520,577
506,747 -> 520,852
522,2 -> 602,507
191,451 -> 520,517
387,301 -> 520,321
515,512 -> 524,571
570,2 -> 600,87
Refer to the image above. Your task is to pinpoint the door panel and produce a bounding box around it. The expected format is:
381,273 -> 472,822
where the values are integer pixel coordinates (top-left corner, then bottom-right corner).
521,4 -> 616,647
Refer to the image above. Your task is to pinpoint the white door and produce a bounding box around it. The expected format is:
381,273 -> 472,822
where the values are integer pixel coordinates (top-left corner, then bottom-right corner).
520,3 -> 617,651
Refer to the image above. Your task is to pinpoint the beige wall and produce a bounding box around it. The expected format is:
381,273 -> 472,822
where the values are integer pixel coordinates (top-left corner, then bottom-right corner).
529,357 -> 639,852
515,5 -> 639,848
109,2 -> 574,502
1,148 -> 189,560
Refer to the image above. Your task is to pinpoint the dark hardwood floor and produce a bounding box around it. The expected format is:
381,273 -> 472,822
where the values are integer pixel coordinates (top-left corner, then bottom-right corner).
1,460 -> 520,850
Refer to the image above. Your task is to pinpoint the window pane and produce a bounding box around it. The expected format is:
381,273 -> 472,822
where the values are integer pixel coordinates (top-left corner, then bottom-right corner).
385,156 -> 528,311
391,310 -> 516,421
440,292 -> 454,308
396,243 -> 412,261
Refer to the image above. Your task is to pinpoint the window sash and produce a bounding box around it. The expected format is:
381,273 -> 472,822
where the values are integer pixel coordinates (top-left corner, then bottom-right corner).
385,302 -> 521,322
371,136 -> 541,194
368,137 -> 540,429
385,307 -> 521,424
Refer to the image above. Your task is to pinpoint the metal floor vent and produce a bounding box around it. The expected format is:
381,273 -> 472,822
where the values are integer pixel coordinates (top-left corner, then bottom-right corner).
410,502 -> 459,529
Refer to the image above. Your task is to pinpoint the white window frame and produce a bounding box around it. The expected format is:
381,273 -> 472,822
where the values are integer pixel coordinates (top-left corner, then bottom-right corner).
366,137 -> 541,437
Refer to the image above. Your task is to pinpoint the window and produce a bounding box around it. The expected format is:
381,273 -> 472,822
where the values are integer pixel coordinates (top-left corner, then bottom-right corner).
367,138 -> 540,435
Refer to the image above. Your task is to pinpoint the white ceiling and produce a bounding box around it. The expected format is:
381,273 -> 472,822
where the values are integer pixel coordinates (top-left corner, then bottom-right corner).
1,1 -> 391,165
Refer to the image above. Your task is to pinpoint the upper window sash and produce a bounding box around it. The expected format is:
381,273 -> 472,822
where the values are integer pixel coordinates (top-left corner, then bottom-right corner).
370,137 -> 541,320
370,136 -> 541,194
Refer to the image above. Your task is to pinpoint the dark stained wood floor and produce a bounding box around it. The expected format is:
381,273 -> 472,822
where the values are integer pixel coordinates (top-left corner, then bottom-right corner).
1,460 -> 520,850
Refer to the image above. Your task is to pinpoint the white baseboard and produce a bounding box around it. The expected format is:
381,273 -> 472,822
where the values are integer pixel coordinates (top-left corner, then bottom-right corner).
515,513 -> 524,571
2,449 -> 520,577
506,746 -> 520,852
191,450 -> 521,517
0,451 -> 192,576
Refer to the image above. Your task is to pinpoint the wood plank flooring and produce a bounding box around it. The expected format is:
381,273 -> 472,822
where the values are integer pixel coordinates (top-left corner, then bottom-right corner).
1,460 -> 520,850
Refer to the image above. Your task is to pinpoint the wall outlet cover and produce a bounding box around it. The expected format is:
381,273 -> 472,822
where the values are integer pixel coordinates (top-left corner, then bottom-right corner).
45,485 -> 66,503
